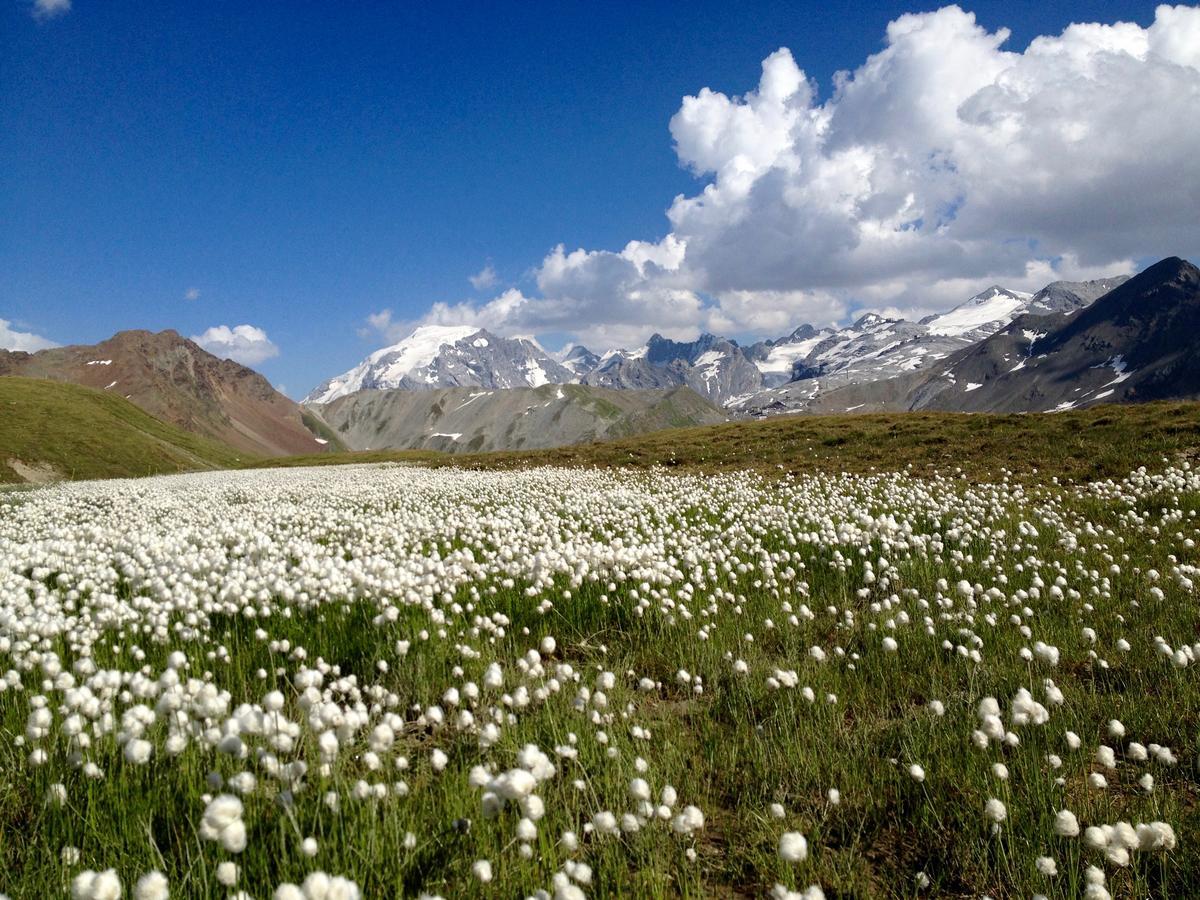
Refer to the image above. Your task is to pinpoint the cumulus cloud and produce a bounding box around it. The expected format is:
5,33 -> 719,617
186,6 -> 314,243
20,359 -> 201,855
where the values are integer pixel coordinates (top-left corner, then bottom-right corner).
31,0 -> 70,20
191,325 -> 280,366
0,319 -> 58,352
184,288 -> 201,302
468,264 -> 498,291
414,5 -> 1200,350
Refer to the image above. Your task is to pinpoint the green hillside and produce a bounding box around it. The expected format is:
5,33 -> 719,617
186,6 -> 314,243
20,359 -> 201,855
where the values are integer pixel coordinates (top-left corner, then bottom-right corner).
255,401 -> 1200,483
0,376 -> 249,484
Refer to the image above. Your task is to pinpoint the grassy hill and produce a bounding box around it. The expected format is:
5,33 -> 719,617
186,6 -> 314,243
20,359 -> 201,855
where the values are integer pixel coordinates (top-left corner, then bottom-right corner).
254,401 -> 1200,483
0,376 -> 249,484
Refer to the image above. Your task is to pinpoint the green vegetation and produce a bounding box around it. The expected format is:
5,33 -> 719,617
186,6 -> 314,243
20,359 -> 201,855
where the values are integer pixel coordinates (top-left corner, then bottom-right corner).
256,401 -> 1200,484
0,376 -> 249,483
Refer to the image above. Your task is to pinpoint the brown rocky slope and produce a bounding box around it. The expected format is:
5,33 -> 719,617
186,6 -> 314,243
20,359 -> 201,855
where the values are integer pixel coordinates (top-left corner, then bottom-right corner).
0,329 -> 338,457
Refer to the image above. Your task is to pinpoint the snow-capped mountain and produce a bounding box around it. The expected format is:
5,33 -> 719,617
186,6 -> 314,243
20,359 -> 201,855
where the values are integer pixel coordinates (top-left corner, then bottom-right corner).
580,333 -> 764,405
921,286 -> 1033,341
744,325 -> 834,388
734,277 -> 1126,416
306,275 -> 1129,412
557,344 -> 601,381
305,325 -> 572,404
790,260 -> 1194,416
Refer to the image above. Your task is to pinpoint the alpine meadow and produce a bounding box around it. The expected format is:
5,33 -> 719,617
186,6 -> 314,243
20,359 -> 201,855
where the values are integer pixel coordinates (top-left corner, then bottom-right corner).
4,2 -> 1200,898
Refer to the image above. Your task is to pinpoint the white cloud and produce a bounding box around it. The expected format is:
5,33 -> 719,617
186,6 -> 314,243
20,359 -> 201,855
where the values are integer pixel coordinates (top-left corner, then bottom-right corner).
191,324 -> 280,366
357,308 -> 420,345
468,264 -> 498,291
184,288 -> 201,301
0,319 -> 58,352
31,0 -> 70,20
416,5 -> 1200,351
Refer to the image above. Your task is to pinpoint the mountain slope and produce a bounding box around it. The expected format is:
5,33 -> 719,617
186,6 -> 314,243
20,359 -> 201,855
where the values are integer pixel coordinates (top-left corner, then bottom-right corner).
307,326 -> 573,403
911,257 -> 1200,412
308,383 -> 726,454
0,330 -> 334,457
735,276 -> 1129,415
0,377 -> 244,483
1025,276 -> 1129,314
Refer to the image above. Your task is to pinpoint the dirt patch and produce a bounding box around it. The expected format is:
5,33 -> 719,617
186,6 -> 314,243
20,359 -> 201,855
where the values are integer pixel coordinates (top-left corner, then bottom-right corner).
6,458 -> 62,484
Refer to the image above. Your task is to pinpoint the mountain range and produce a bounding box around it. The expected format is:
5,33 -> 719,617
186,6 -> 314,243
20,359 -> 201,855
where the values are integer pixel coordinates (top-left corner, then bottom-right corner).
1,257 -> 1196,466
303,272 -> 1133,414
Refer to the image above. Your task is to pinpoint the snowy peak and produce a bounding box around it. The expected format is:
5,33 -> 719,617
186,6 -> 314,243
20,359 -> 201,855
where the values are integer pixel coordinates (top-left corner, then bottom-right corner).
363,324 -> 482,379
923,286 -> 1032,338
556,344 -> 601,381
305,326 -> 572,403
582,333 -> 763,405
851,312 -> 900,331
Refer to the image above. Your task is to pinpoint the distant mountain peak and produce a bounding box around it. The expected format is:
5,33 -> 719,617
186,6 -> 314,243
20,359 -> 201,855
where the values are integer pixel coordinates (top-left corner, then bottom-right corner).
306,325 -> 571,403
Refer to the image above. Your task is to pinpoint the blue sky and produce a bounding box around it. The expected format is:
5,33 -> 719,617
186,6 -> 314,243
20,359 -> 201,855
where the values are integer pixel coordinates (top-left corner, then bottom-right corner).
2,1 -> 1192,398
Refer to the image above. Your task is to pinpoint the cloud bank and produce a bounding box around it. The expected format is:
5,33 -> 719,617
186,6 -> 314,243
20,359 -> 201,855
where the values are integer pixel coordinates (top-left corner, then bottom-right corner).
413,5 -> 1200,350
192,325 -> 280,366
0,319 -> 58,352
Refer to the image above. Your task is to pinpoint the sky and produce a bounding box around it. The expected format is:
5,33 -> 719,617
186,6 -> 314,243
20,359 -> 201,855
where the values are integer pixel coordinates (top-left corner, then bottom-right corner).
3,1 -> 1199,398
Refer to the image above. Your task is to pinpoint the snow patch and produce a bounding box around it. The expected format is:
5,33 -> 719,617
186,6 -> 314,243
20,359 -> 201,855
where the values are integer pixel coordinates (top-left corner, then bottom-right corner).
523,359 -> 549,388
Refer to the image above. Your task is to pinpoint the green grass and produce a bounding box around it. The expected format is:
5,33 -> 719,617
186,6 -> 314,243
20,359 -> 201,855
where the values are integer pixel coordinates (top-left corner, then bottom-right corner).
0,376 -> 250,483
256,401 -> 1200,484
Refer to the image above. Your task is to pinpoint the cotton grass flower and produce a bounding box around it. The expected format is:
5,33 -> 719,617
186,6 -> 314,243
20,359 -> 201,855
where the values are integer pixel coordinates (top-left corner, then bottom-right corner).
778,831 -> 808,862
1054,809 -> 1079,837
134,871 -> 169,900
200,794 -> 247,853
71,870 -> 122,900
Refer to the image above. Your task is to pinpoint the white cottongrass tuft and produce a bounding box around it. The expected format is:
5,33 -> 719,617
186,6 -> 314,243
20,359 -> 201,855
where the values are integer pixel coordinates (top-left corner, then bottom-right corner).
779,831 -> 808,862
